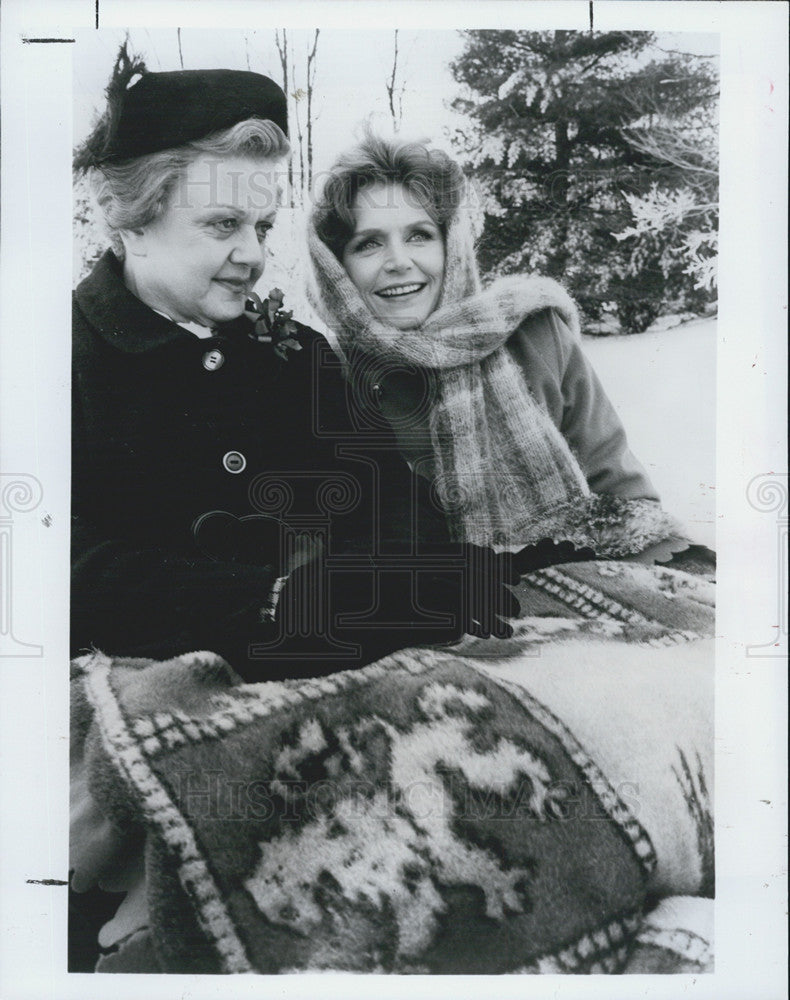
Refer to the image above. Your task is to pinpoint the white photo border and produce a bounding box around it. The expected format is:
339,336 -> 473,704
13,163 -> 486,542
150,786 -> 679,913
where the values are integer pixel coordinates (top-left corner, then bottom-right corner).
0,1 -> 787,998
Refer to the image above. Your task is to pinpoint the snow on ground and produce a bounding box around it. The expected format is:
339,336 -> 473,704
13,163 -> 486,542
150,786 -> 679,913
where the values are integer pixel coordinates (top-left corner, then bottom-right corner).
582,316 -> 716,549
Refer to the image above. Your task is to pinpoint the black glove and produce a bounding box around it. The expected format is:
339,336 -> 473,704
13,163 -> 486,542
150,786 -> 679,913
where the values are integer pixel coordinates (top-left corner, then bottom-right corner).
657,542 -> 716,578
513,538 -> 596,576
419,543 -> 521,640
227,543 -> 522,682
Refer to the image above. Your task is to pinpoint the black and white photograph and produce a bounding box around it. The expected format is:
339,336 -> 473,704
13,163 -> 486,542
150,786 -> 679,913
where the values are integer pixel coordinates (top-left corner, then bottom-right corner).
0,1 -> 786,997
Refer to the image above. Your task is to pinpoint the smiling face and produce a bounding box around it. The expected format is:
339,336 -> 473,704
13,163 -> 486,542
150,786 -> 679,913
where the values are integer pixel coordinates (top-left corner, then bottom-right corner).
341,182 -> 446,330
121,154 -> 280,327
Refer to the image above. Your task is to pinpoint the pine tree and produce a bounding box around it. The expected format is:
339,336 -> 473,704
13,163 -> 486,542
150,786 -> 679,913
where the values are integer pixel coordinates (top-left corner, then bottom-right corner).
450,31 -> 718,332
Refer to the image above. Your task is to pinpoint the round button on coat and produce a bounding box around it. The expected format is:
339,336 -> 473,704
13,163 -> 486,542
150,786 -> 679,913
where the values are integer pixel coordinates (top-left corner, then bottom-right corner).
202,349 -> 225,371
222,451 -> 247,474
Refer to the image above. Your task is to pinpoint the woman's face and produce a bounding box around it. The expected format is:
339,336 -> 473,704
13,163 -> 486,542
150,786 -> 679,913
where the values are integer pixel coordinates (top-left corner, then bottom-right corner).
123,154 -> 280,327
341,182 -> 445,330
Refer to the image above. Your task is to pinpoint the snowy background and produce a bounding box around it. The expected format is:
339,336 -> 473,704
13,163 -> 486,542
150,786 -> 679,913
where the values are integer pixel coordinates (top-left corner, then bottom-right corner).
584,317 -> 715,546
4,6 -> 786,995
73,27 -> 718,546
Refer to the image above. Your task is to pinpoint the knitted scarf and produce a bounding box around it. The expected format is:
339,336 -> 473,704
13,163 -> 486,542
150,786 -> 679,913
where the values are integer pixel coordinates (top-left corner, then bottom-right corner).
306,202 -> 677,557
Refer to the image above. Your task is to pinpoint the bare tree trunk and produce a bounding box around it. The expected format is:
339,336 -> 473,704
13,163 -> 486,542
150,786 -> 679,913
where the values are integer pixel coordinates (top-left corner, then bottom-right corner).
177,28 -> 184,69
275,29 -> 294,206
306,30 -> 320,191
385,30 -> 404,131
386,30 -> 398,128
291,64 -> 306,205
274,30 -> 289,108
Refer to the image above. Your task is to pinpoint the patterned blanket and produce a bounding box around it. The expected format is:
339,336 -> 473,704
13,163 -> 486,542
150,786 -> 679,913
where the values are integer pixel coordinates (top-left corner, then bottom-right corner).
70,560 -> 714,974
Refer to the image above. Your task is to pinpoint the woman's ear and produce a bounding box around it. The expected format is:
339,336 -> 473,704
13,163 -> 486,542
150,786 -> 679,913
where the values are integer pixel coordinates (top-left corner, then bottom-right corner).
119,227 -> 148,257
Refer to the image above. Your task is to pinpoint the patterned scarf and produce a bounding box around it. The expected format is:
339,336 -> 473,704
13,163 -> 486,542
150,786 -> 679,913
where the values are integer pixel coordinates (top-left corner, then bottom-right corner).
306,203 -> 677,556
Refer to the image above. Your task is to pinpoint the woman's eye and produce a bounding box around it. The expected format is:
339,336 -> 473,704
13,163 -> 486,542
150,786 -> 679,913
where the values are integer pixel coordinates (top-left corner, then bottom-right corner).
256,223 -> 273,243
215,218 -> 238,234
409,229 -> 433,243
352,238 -> 378,253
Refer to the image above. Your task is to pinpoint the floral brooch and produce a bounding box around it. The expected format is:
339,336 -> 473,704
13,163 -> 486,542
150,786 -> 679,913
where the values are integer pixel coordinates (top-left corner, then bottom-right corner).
244,288 -> 303,361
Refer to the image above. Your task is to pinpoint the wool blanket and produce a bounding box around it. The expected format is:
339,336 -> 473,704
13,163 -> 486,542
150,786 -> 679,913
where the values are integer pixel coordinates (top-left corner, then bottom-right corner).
71,559 -> 714,974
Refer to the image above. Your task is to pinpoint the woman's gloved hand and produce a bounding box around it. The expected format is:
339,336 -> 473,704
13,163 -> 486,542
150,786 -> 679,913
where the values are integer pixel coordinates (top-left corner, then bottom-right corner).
418,543 -> 521,640
212,541 -> 524,682
513,538 -> 596,576
259,542 -> 522,672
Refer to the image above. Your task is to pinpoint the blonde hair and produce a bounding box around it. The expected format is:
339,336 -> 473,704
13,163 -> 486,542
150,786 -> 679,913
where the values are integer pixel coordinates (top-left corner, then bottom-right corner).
86,118 -> 289,258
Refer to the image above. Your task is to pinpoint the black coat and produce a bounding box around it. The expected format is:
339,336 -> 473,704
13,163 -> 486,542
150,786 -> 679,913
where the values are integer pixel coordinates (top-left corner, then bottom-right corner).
72,251 -> 458,672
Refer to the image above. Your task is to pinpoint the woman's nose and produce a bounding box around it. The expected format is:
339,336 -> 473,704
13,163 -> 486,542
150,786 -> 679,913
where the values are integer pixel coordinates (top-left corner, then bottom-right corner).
383,239 -> 412,272
230,226 -> 265,269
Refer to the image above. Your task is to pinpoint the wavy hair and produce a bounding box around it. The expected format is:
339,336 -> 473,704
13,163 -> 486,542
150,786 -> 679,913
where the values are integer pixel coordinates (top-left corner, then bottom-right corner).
85,118 -> 290,258
312,132 -> 466,260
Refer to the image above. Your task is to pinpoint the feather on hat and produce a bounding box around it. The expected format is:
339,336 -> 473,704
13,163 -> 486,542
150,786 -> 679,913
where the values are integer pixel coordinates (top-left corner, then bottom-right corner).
74,40 -> 288,172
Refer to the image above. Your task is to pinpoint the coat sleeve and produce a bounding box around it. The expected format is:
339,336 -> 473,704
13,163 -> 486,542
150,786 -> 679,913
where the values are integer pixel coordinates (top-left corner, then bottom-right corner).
71,520 -> 278,660
512,310 -> 660,502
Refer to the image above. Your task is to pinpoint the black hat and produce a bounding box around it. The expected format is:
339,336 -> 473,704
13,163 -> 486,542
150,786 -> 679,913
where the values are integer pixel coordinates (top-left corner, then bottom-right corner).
75,44 -> 287,171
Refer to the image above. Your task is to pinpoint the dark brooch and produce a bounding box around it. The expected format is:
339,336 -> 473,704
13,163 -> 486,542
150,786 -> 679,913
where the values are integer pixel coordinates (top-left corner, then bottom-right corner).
244,288 -> 303,361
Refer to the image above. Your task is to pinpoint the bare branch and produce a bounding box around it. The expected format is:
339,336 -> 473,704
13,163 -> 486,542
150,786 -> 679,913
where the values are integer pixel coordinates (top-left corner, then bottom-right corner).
386,30 -> 399,128
142,30 -> 163,69
306,29 -> 320,189
384,29 -> 408,132
617,77 -> 718,179
177,28 -> 184,69
291,62 -> 305,204
577,48 -> 614,77
274,30 -> 294,206
274,29 -> 288,93
651,45 -> 719,59
624,126 -> 718,176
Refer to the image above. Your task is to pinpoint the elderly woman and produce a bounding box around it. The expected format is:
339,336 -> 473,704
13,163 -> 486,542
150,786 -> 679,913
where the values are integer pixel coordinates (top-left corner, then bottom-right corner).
71,51 -> 525,681
71,86 -> 714,975
70,47 -> 537,973
307,134 -> 698,562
